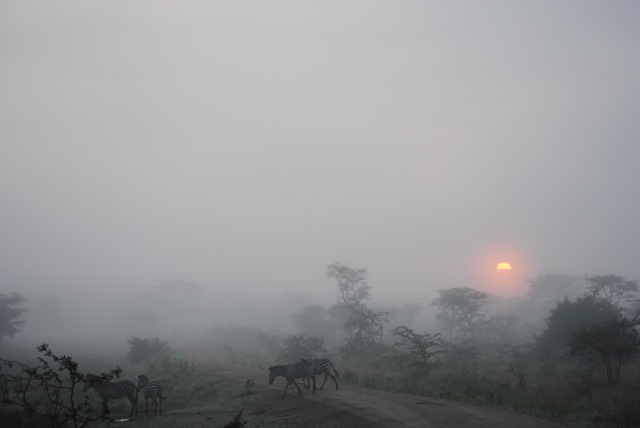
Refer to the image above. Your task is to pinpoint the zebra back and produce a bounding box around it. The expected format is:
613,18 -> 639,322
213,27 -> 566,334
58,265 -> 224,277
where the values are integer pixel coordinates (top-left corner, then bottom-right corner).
301,358 -> 339,377
137,374 -> 165,414
268,362 -> 306,398
138,374 -> 165,399
268,362 -> 304,384
300,358 -> 339,391
83,374 -> 138,415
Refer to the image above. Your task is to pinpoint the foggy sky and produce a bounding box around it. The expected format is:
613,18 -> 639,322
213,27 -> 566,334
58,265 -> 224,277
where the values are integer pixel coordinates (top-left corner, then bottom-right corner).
2,1 -> 639,306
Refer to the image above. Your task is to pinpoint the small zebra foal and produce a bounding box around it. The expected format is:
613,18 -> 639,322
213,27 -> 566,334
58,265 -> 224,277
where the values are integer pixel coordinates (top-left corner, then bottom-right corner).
83,374 -> 138,416
137,374 -> 166,415
300,358 -> 340,392
268,362 -> 308,399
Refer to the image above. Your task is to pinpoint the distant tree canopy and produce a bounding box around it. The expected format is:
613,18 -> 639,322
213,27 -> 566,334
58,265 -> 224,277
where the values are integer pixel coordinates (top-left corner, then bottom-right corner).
569,313 -> 640,387
526,273 -> 585,303
127,336 -> 171,364
536,295 -> 620,356
278,334 -> 328,363
327,262 -> 371,307
0,292 -> 28,346
585,274 -> 639,309
292,305 -> 342,345
327,262 -> 390,362
432,287 -> 489,342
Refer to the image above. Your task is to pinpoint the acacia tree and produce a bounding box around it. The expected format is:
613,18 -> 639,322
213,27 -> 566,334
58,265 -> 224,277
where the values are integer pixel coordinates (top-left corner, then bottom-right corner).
278,334 -> 327,363
327,262 -> 371,307
327,262 -> 390,362
431,287 -> 489,342
392,326 -> 444,376
0,292 -> 27,346
292,305 -> 342,346
536,294 -> 620,356
569,313 -> 640,388
585,274 -> 639,309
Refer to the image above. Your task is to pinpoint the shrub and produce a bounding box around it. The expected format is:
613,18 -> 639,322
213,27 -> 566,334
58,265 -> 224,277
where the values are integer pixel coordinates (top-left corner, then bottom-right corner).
126,336 -> 171,364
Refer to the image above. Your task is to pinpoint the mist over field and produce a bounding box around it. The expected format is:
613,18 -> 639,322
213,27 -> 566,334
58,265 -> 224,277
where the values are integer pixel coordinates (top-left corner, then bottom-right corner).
2,3 -> 640,425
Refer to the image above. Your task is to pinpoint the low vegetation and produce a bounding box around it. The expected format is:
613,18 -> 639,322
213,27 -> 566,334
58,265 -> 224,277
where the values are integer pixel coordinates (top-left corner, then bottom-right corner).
2,267 -> 640,427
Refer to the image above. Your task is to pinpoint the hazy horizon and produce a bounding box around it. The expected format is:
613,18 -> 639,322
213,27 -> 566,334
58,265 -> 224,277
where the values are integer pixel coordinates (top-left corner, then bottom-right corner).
2,1 -> 639,325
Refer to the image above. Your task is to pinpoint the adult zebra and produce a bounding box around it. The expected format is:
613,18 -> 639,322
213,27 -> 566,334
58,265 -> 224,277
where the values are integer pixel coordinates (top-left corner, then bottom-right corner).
268,361 -> 310,399
300,358 -> 339,392
83,374 -> 138,416
137,374 -> 166,415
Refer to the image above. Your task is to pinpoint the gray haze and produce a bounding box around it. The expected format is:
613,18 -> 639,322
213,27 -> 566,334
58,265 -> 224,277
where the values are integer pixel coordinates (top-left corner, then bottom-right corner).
2,2 -> 640,342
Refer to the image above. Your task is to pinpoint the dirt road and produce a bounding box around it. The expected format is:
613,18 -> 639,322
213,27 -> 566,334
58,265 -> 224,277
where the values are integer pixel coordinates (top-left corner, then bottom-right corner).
115,351 -> 568,428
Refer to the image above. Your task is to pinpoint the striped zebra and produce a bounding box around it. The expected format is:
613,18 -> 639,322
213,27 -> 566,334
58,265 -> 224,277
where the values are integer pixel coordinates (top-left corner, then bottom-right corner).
268,362 -> 310,399
300,358 -> 339,392
83,374 -> 138,416
137,374 -> 166,415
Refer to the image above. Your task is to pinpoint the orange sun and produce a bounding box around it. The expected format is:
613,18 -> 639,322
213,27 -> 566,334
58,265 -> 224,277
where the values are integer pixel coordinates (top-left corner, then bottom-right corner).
496,262 -> 512,273
470,243 -> 532,297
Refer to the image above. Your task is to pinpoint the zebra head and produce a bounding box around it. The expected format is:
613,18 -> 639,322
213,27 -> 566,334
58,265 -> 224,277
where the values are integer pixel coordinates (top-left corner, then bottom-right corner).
83,374 -> 100,392
137,374 -> 150,391
268,366 -> 276,384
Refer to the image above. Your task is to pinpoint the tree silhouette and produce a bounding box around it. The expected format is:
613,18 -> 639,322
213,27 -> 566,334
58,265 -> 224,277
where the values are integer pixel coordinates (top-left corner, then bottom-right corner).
569,313 -> 640,387
0,292 -> 27,346
432,287 -> 489,342
327,262 -> 390,362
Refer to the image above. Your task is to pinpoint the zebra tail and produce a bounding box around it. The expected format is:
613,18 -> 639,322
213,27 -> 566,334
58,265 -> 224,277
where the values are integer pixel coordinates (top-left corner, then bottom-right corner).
333,367 -> 340,377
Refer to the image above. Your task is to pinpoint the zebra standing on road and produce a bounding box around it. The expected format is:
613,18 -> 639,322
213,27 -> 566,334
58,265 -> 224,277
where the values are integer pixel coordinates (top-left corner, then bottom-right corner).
83,374 -> 138,416
137,374 -> 166,415
300,358 -> 340,392
268,362 -> 311,399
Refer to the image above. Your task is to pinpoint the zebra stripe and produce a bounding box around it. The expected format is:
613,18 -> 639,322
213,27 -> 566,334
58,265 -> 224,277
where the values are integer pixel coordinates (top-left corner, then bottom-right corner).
268,362 -> 309,399
300,358 -> 339,392
83,374 -> 138,416
137,374 -> 166,415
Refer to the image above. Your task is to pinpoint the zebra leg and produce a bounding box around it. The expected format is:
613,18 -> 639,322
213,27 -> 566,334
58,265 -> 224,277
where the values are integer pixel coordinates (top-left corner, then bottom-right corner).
152,396 -> 158,415
158,396 -> 163,415
127,392 -> 137,416
310,375 -> 317,393
292,379 -> 302,396
319,373 -> 328,391
328,372 -> 339,390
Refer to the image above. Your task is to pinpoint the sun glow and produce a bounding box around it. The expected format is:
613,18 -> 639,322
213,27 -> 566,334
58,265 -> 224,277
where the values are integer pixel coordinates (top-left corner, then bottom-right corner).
471,244 -> 532,297
496,262 -> 512,273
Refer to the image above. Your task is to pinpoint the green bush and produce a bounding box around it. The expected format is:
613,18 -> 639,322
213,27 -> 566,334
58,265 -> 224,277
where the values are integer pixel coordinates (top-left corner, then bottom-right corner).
126,336 -> 171,364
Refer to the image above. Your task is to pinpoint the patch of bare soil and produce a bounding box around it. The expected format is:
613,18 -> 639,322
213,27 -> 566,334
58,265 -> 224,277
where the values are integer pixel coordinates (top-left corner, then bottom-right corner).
96,347 -> 568,428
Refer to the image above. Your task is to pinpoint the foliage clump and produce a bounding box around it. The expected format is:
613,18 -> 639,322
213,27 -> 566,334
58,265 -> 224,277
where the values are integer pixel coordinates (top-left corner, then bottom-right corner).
126,336 -> 171,364
0,292 -> 28,346
1,343 -> 121,427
